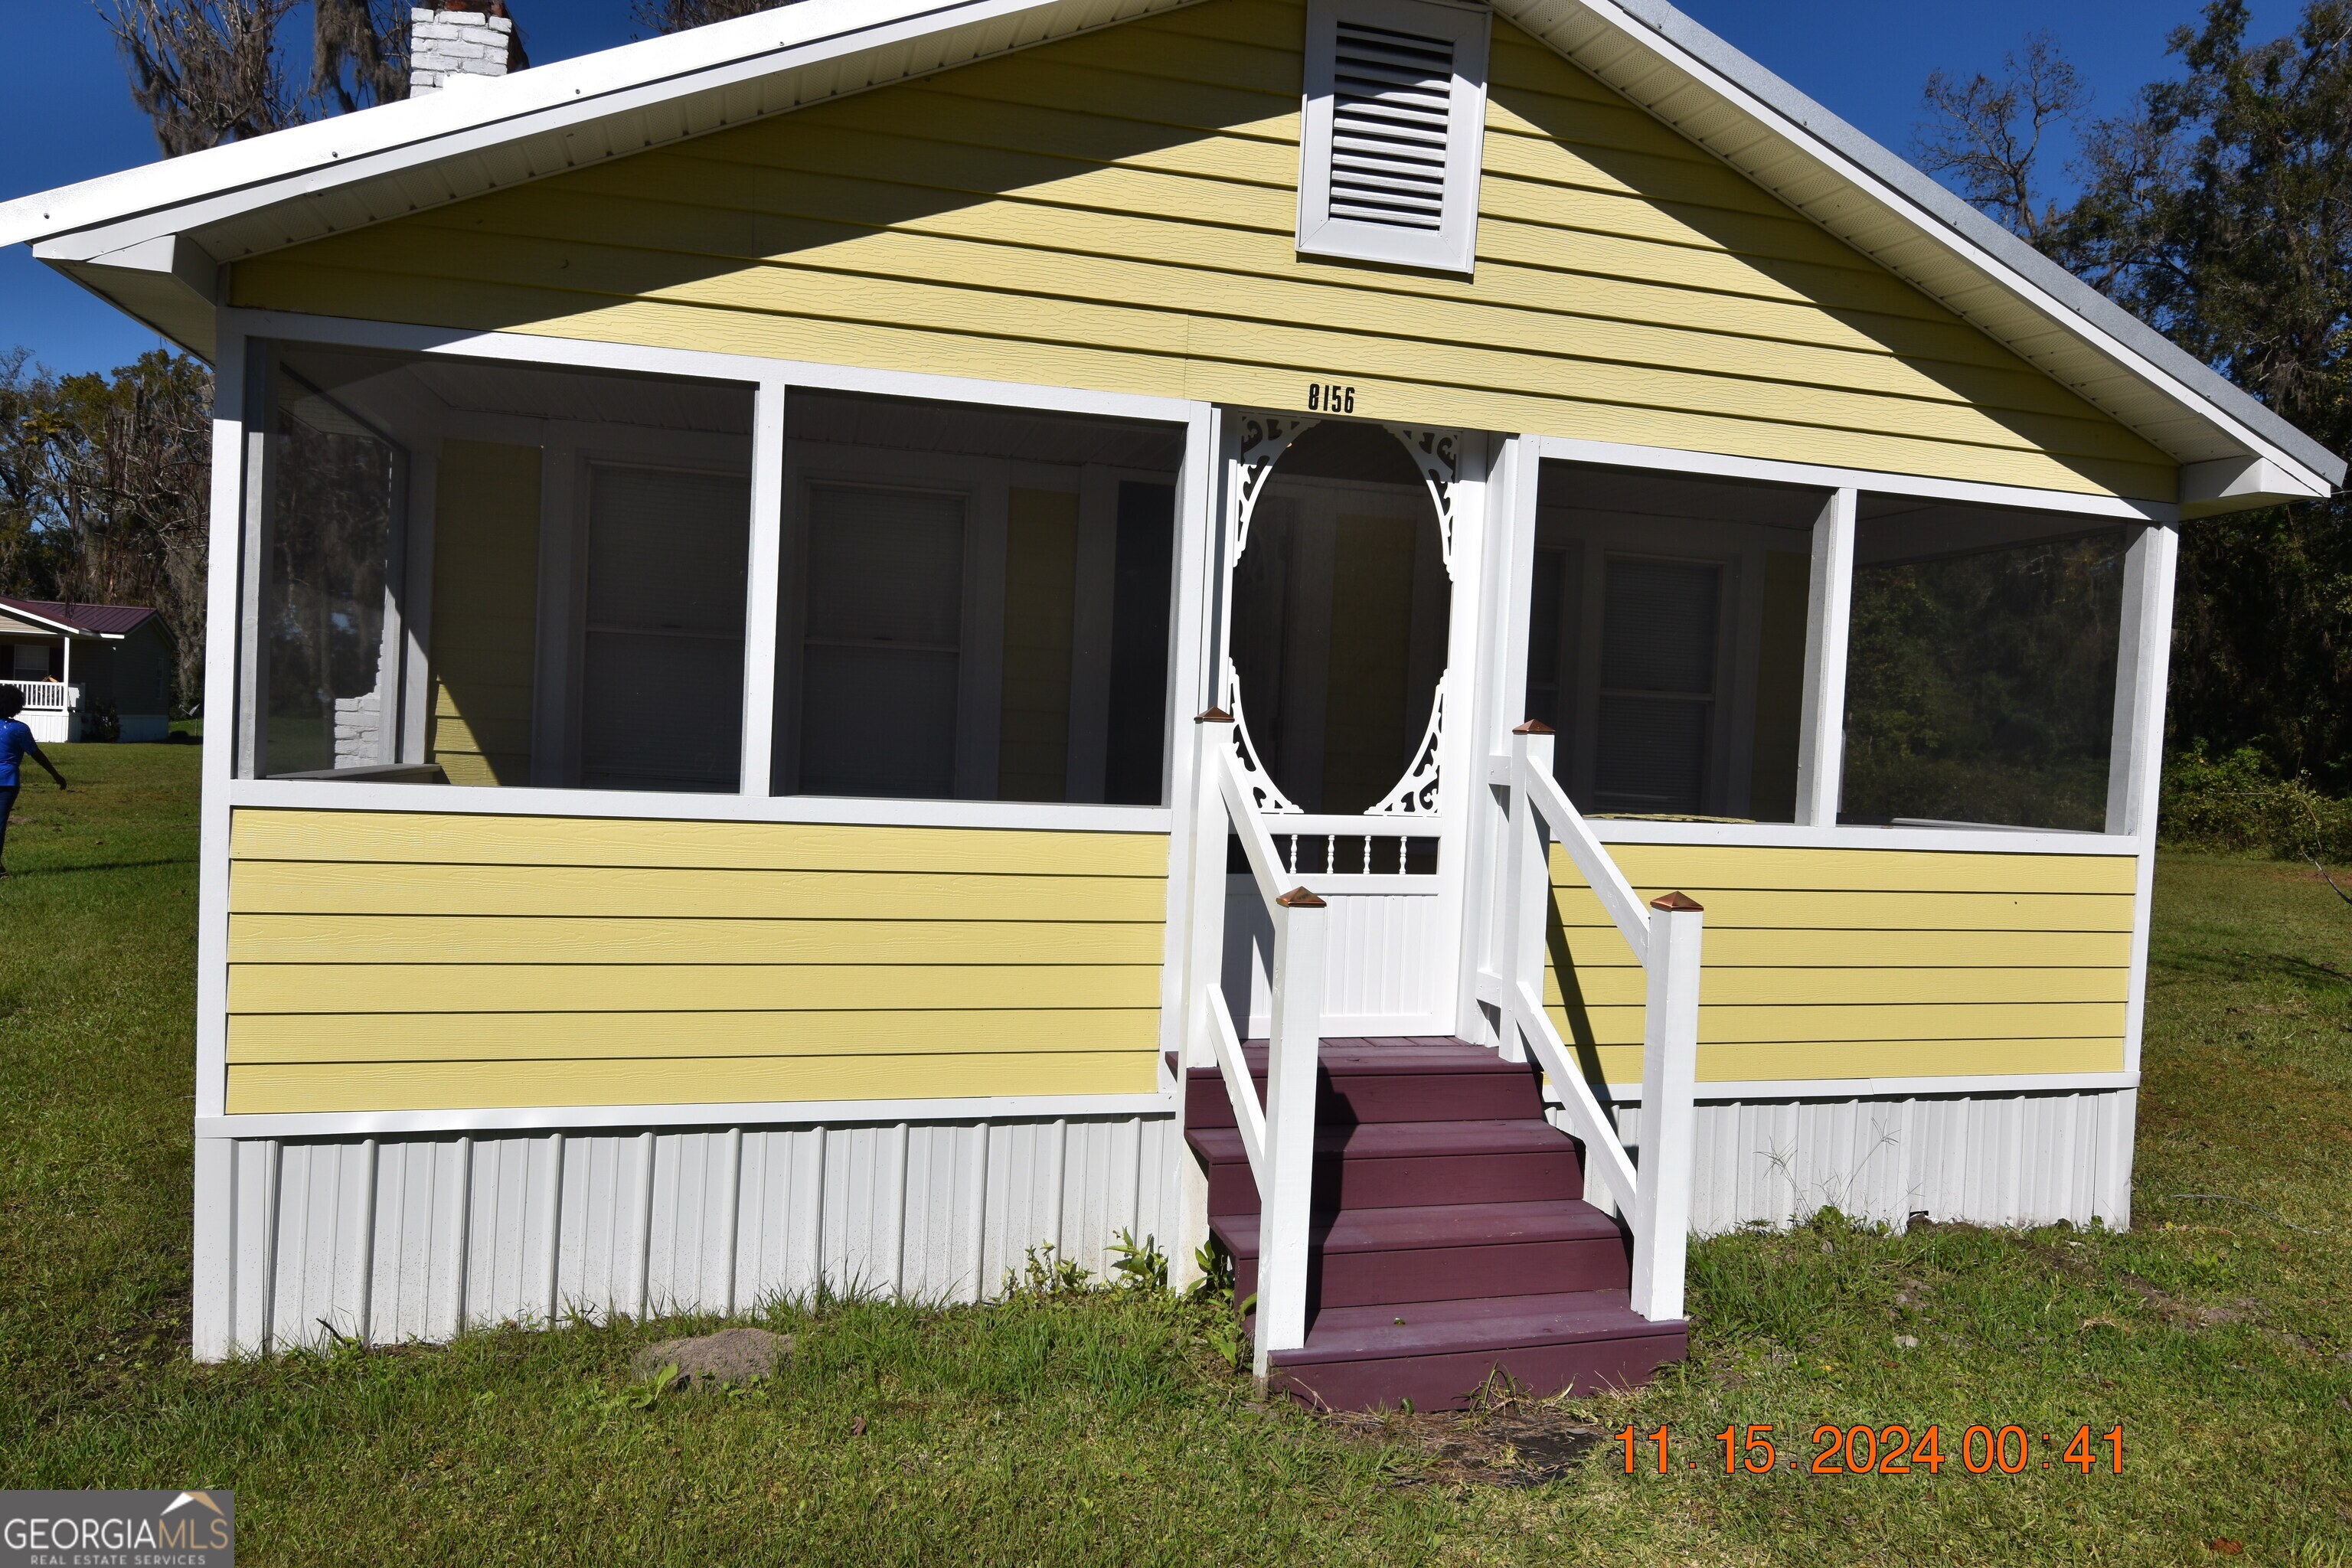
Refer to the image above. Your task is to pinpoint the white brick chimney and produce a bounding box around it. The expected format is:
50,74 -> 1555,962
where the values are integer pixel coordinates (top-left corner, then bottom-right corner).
410,2 -> 525,95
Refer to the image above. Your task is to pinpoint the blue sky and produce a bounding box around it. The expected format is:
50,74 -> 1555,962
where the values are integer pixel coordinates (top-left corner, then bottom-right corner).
0,0 -> 2310,377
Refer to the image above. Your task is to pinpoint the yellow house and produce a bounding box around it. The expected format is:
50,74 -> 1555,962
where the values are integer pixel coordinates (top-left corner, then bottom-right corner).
3,0 -> 2335,1408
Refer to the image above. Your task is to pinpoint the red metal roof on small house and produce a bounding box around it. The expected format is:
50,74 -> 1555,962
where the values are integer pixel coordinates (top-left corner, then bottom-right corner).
0,597 -> 161,637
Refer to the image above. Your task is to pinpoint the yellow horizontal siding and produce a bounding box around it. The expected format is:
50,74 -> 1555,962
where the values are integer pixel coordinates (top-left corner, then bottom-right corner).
227,808 -> 1170,1112
230,862 -> 1166,921
228,808 -> 1168,874
225,1052 -> 1156,1114
229,962 -> 1161,1014
1543,842 -> 2135,1083
228,0 -> 2176,503
227,914 -> 1165,965
227,1008 -> 1158,1063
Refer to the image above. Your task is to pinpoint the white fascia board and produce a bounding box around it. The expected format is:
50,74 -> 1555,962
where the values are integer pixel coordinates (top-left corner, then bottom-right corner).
5,0 -> 1191,264
1498,0 -> 2344,496
2179,454 -> 2333,518
0,603 -> 93,638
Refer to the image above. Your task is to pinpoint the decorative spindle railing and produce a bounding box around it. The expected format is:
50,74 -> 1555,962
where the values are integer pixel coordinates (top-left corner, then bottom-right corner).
0,679 -> 77,711
1489,720 -> 1702,1322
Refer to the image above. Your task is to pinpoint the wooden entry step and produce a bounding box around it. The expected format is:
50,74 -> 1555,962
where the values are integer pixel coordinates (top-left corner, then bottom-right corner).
1183,1037 -> 1687,1411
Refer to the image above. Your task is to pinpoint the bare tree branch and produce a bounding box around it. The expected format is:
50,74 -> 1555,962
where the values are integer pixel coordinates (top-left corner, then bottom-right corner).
312,0 -> 407,114
630,0 -> 794,34
96,0 -> 301,156
1911,30 -> 2089,246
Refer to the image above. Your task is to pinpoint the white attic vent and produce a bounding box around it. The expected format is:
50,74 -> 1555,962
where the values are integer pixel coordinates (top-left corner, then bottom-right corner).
1297,0 -> 1491,274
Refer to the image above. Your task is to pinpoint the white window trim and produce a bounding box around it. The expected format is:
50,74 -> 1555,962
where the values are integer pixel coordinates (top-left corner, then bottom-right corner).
1295,0 -> 1491,275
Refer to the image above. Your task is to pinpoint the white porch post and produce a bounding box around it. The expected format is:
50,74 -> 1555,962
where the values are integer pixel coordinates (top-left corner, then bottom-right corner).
1254,884 -> 1326,1374
737,377 -> 788,797
2108,524 -> 2178,1228
1794,487 -> 1857,827
1628,891 -> 1702,1322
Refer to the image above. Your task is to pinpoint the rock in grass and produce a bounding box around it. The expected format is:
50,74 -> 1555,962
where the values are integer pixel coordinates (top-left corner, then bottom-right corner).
629,1328 -> 792,1390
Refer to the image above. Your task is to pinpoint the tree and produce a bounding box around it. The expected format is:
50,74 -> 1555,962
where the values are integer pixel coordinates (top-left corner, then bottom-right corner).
99,0 -> 409,157
0,354 -> 213,710
1910,31 -> 2091,246
1919,5 -> 2352,789
631,0 -> 794,33
2054,2 -> 2352,789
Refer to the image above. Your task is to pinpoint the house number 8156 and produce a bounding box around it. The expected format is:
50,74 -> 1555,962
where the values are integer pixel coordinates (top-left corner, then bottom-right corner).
1306,382 -> 1356,413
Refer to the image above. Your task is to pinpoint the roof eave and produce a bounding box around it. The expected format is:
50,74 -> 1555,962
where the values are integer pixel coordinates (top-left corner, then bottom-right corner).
1506,0 -> 2344,494
6,0 -> 2337,501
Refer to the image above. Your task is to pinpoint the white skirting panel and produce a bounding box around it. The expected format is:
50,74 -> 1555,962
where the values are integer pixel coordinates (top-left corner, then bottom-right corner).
195,1113 -> 1181,1359
1593,1089 -> 2137,1236
1224,877 -> 1446,1035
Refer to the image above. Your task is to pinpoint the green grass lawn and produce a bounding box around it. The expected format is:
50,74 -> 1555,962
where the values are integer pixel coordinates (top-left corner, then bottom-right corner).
1,745 -> 2347,1565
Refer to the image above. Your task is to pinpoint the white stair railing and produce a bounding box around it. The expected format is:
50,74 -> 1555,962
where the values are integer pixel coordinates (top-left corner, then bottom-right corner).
1184,710 -> 1327,1377
1491,720 -> 1702,1322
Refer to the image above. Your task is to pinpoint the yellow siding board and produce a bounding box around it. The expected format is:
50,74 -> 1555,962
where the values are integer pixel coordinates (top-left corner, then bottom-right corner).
230,808 -> 1169,874
228,914 -> 1166,965
1550,843 -> 2138,894
1563,1035 -> 2128,1085
1550,926 -> 2132,969
228,962 -> 1163,1015
225,1051 -> 1158,1113
227,1008 -> 1158,1063
271,225 -> 2145,468
229,861 -> 1166,921
429,439 -> 540,789
231,0 -> 2177,503
1547,965 -> 2132,1008
444,183 -> 2047,381
1552,888 -> 2134,933
1547,1001 -> 2126,1047
398,209 -> 2125,433
1539,842 -> 2131,1082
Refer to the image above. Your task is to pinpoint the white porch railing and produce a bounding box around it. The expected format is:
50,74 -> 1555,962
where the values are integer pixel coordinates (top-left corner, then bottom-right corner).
1185,710 -> 1328,1377
1488,720 -> 1702,1322
2,679 -> 78,711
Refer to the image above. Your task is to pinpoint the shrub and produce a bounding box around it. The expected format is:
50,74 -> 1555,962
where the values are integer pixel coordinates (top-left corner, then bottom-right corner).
2160,741 -> 2352,861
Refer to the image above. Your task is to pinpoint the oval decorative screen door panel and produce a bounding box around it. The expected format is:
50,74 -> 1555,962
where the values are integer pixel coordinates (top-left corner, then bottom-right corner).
1210,410 -> 1489,1037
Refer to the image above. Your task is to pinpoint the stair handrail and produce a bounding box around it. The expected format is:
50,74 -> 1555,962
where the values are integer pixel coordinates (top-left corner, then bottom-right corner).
1494,721 -> 1702,1324
1187,711 -> 1326,1377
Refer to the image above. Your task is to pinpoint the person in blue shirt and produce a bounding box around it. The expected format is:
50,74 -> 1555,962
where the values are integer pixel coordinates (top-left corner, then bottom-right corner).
0,688 -> 68,877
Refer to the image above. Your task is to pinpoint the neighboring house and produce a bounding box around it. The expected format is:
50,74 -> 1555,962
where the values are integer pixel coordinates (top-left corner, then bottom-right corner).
0,596 -> 175,743
0,0 -> 2337,1406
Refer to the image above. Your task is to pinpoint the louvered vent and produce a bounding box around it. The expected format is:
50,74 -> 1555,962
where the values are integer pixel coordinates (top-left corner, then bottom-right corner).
1326,21 -> 1457,231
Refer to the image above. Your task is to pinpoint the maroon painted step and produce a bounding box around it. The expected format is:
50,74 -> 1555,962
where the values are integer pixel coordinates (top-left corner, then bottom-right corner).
1181,1040 -> 1547,1129
1190,1119 -> 1584,1214
1266,1289 -> 1688,1412
1182,1034 -> 1684,1410
1215,1198 -> 1629,1311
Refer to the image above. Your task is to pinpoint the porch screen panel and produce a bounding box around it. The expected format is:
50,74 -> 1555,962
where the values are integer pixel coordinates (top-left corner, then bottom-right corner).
777,389 -> 1184,805
1530,462 -> 1822,822
1843,500 -> 2125,832
582,466 -> 751,792
800,484 -> 964,799
263,374 -> 396,776
1593,558 -> 1718,815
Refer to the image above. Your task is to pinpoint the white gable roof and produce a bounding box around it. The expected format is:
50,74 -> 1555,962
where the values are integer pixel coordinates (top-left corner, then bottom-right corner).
2,0 -> 2337,508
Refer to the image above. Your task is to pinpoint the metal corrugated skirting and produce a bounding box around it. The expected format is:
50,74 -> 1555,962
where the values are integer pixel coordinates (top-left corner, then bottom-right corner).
195,1115 -> 1182,1359
1598,1089 -> 2137,1236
